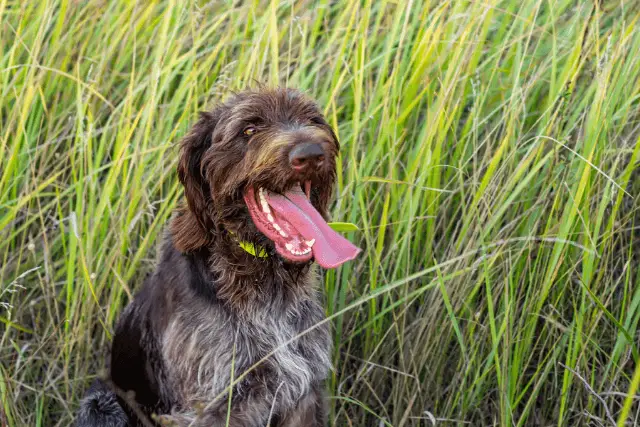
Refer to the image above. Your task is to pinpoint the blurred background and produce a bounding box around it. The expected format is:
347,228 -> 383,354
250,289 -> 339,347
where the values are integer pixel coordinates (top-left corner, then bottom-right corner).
1,1 -> 640,425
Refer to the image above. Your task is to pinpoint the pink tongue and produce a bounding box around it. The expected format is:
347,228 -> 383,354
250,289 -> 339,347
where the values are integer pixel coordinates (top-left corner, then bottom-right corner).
267,188 -> 360,268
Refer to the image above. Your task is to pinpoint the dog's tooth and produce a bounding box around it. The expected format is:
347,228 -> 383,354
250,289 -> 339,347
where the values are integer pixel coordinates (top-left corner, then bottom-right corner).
305,239 -> 315,247
285,243 -> 293,251
267,213 -> 274,223
259,190 -> 271,214
273,223 -> 288,237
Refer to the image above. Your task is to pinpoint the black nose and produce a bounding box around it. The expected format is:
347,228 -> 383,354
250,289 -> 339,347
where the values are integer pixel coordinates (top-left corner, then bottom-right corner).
289,142 -> 325,172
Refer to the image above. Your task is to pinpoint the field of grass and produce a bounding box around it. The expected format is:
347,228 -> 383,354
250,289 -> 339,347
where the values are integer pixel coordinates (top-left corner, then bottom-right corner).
1,0 -> 640,425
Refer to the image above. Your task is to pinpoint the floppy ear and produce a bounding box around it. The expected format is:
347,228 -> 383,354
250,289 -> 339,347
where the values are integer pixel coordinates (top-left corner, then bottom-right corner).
171,111 -> 220,252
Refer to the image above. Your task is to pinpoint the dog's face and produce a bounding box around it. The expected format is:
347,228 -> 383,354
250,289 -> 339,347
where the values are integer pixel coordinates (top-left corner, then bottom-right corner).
172,88 -> 359,268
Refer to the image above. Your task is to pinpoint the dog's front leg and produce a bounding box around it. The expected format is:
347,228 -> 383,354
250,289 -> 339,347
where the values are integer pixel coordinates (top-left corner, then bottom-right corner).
277,385 -> 326,427
157,394 -> 273,427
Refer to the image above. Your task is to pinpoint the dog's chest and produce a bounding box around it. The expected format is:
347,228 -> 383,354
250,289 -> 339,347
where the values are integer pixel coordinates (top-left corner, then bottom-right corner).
242,312 -> 330,400
163,300 -> 331,411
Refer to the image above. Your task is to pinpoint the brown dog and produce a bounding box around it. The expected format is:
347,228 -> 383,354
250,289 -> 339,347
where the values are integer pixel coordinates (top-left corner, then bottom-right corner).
76,88 -> 360,427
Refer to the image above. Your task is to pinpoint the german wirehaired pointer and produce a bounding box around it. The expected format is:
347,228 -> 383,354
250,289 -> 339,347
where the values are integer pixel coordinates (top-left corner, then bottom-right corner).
76,88 -> 360,426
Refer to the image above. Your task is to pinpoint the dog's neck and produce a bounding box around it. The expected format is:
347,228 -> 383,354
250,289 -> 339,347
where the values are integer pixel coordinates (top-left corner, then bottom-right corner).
180,230 -> 317,319
227,231 -> 269,258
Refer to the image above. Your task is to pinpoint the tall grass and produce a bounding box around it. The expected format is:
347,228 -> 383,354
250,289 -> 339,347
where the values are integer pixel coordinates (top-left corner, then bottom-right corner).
1,0 -> 639,425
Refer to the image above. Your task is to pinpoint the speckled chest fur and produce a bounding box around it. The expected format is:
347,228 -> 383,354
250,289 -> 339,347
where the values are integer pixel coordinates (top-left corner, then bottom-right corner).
162,277 -> 332,416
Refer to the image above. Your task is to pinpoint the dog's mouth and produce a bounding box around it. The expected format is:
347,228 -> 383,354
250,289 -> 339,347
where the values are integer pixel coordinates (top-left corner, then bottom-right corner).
244,182 -> 360,268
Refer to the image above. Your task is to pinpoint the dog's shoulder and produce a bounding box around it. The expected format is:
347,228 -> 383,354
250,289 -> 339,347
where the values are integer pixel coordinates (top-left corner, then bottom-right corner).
154,233 -> 219,305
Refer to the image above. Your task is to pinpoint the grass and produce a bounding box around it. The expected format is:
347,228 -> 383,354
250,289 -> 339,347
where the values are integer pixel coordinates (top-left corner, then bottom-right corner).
1,0 -> 640,425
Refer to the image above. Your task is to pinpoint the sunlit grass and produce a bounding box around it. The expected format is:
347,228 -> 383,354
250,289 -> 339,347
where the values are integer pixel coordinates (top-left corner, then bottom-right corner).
1,1 -> 639,425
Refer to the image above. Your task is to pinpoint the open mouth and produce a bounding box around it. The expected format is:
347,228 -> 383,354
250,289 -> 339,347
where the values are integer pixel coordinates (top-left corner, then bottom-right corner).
244,182 -> 360,268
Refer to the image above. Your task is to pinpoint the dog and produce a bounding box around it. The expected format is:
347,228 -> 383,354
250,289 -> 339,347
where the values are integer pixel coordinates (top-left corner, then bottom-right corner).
76,88 -> 360,427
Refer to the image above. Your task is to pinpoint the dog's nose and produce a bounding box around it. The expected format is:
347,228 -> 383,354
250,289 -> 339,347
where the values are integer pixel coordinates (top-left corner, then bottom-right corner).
289,142 -> 325,172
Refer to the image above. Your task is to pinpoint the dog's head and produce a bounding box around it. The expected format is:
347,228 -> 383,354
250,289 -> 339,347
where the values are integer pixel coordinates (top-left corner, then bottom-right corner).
171,88 -> 359,268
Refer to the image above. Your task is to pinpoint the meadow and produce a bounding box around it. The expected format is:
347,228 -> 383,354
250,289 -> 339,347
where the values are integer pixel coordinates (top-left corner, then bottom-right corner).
1,0 -> 640,425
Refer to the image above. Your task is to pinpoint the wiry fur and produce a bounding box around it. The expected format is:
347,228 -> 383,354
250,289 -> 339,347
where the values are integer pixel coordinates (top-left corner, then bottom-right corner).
76,380 -> 128,427
77,88 -> 340,426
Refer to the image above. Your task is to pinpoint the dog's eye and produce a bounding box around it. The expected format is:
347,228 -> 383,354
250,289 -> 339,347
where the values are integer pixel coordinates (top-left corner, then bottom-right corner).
243,126 -> 257,136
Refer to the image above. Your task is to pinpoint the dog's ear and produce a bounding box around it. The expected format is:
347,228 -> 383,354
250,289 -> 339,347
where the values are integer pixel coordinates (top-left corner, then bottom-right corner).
171,111 -> 220,252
